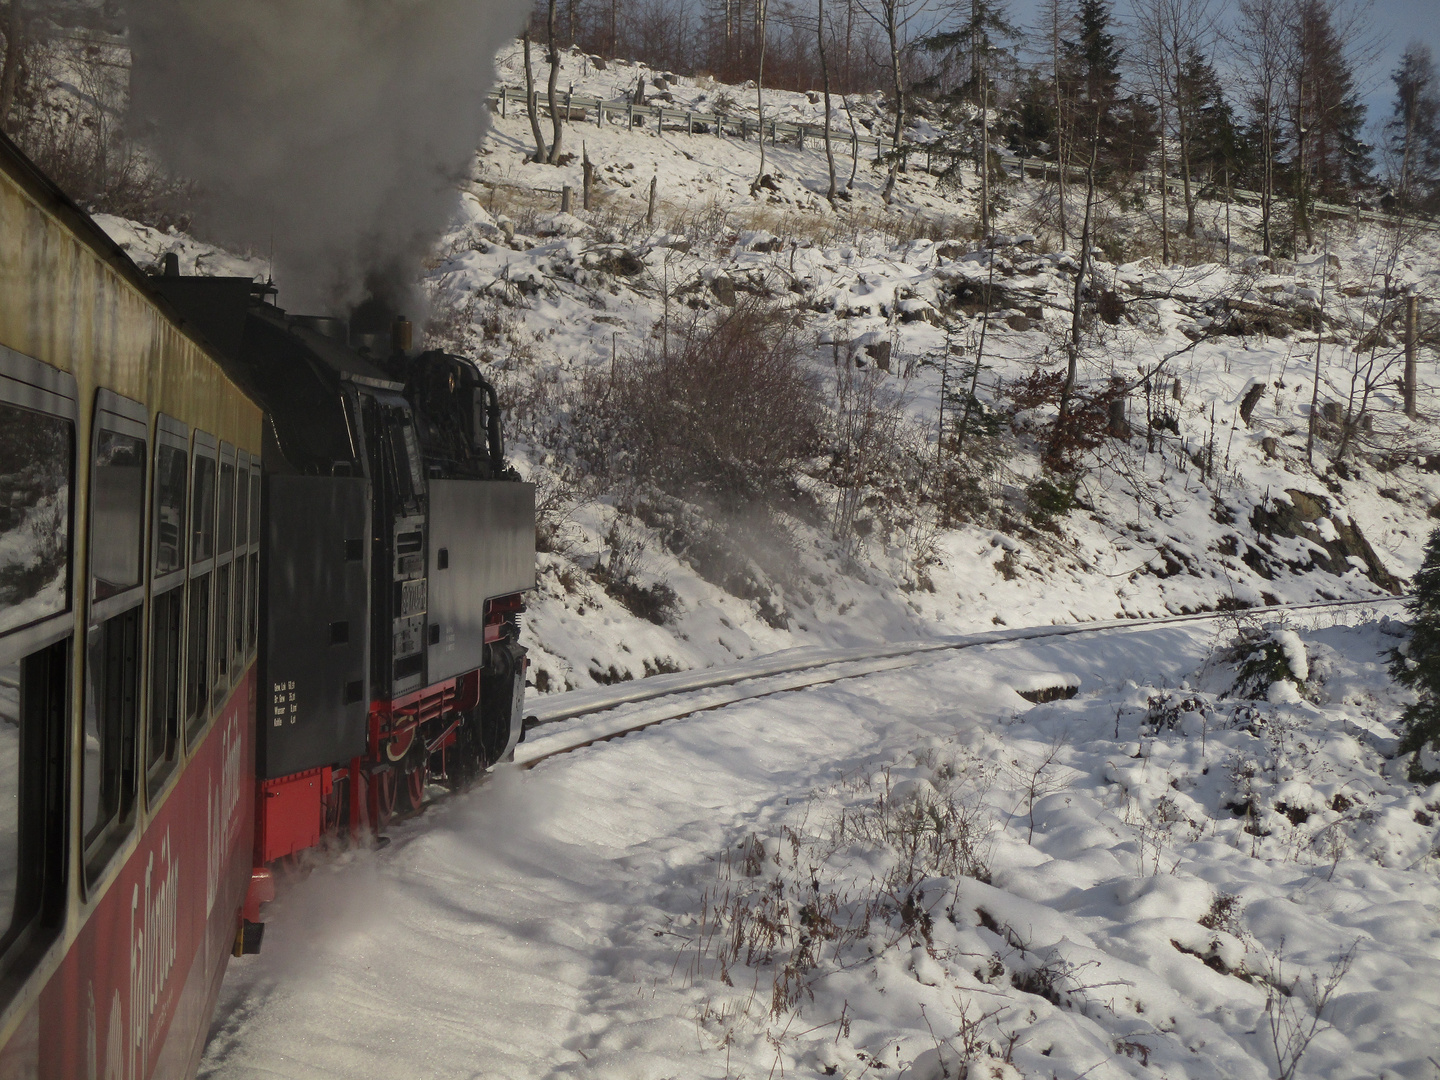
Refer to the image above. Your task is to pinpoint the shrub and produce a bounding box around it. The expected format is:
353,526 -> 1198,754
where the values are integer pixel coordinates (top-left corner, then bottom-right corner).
1227,624 -> 1309,701
1392,526 -> 1440,782
576,298 -> 823,511
1024,476 -> 1077,526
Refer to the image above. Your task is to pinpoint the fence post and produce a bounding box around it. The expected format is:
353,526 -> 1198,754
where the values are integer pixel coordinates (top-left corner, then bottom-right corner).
500,88 -> 507,118
561,186 -> 573,213
647,175 -> 657,226
582,143 -> 593,210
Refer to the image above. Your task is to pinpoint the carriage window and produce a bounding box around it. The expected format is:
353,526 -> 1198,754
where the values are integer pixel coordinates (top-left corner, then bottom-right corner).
0,403 -> 72,635
249,469 -> 260,546
81,606 -> 140,867
231,558 -> 246,671
89,430 -> 145,602
217,460 -> 235,557
146,586 -> 183,791
0,639 -> 67,951
211,564 -> 231,704
152,444 -> 187,576
185,574 -> 210,737
234,466 -> 250,551
0,661 -> 19,928
190,455 -> 215,564
247,550 -> 259,653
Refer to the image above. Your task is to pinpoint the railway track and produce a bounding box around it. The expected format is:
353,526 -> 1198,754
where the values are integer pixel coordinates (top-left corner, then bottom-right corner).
512,595 -> 1407,770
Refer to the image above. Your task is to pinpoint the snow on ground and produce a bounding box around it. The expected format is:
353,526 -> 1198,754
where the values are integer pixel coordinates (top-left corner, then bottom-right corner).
200,609 -> 1439,1080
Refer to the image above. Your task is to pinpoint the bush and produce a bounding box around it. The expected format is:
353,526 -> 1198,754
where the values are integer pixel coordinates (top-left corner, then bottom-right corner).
576,299 -> 823,511
1392,527 -> 1440,782
1024,476 -> 1077,526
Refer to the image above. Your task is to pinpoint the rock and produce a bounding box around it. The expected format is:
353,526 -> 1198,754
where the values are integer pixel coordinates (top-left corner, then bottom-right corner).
708,276 -> 736,305
1097,289 -> 1125,324
1005,313 -> 1031,331
1249,489 -> 1401,592
1430,502 -> 1440,520
1239,382 -> 1266,426
864,339 -> 892,370
1261,436 -> 1281,459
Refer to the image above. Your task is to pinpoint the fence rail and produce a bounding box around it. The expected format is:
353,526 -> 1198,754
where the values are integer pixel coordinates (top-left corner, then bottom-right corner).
487,85 -> 1437,235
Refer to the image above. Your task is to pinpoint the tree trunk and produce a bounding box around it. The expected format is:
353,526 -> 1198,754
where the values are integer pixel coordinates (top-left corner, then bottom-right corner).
546,0 -> 564,164
1054,130 -> 1100,460
844,94 -> 860,188
1168,39 -> 1196,239
818,0 -> 837,204
979,63 -> 990,237
0,0 -> 25,135
522,30 -> 548,163
1305,231 -> 1330,465
1404,294 -> 1419,419
1159,83 -> 1170,265
1050,0 -> 1067,249
882,1 -> 903,204
751,0 -> 768,193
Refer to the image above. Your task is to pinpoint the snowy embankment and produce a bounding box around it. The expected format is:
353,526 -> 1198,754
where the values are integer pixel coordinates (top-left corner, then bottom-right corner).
200,611 -> 1438,1080
97,46 -> 1440,702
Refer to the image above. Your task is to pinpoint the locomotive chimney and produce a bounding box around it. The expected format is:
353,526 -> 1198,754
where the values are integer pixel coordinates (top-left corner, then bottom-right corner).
392,315 -> 412,354
161,252 -> 180,276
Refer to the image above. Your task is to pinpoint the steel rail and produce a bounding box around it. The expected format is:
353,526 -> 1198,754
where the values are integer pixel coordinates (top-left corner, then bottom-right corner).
513,594 -> 1407,769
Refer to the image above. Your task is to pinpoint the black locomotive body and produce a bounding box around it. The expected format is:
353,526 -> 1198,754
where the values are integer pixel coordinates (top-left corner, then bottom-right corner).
152,268 -> 535,855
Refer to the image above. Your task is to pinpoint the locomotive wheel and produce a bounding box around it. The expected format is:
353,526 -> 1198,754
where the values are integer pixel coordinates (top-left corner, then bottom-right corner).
400,758 -> 428,813
367,767 -> 397,833
444,712 -> 486,791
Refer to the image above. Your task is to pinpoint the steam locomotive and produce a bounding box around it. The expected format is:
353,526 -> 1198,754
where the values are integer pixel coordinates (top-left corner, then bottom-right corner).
0,126 -> 533,1077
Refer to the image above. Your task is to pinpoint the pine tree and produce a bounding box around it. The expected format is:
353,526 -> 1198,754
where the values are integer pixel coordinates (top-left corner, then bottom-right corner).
1387,43 -> 1440,214
1393,526 -> 1440,783
1061,0 -> 1124,171
1179,47 -> 1237,185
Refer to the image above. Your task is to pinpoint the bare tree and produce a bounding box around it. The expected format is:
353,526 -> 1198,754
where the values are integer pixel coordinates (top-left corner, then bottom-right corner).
1232,0 -> 1287,256
522,26 -> 548,163
857,0 -> 930,203
818,0 -> 839,203
1053,127 -> 1100,460
546,0 -> 564,164
751,0 -> 769,193
1135,0 -> 1216,245
1039,0 -> 1072,248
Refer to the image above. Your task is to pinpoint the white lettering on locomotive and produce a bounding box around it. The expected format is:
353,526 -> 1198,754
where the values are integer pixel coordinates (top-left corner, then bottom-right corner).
205,711 -> 244,916
127,830 -> 178,1078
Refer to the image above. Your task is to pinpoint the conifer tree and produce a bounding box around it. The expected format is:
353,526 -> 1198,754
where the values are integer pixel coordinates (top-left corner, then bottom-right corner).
1387,43 -> 1440,214
1393,526 -> 1440,783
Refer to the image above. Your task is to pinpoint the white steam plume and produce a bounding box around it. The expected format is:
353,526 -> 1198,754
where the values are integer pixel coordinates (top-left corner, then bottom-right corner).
127,0 -> 527,315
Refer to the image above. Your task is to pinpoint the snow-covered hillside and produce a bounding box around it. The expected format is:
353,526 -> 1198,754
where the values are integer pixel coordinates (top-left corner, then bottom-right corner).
417,47 -> 1440,696
100,47 -> 1440,700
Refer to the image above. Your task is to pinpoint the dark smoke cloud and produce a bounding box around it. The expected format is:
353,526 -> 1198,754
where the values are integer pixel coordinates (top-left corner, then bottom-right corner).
127,0 -> 527,315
